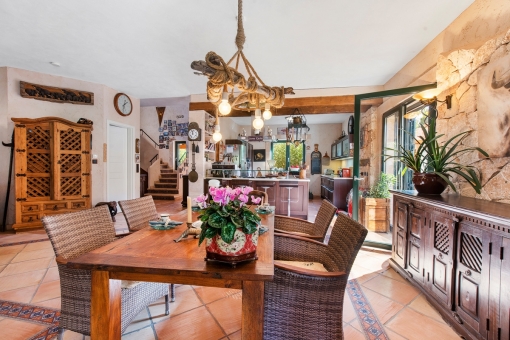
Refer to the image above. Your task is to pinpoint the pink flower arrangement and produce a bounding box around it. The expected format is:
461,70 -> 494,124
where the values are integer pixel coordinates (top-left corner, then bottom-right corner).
194,186 -> 261,208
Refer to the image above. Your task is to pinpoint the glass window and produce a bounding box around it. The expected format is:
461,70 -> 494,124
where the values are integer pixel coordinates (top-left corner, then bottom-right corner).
271,142 -> 305,171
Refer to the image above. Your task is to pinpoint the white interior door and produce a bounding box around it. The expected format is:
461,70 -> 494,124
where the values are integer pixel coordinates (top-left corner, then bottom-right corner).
108,125 -> 128,202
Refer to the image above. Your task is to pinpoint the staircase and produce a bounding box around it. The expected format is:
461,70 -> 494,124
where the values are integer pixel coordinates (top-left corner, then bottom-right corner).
145,162 -> 179,200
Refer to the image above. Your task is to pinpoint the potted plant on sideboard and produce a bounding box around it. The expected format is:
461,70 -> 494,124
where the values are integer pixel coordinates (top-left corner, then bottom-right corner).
359,173 -> 396,232
385,111 -> 488,195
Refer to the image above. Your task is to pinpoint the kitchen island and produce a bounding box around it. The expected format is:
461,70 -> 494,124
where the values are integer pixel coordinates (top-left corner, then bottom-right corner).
320,175 -> 353,211
204,177 -> 310,219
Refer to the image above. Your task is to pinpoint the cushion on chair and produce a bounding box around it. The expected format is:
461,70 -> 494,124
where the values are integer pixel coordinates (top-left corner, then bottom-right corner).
275,260 -> 328,272
121,280 -> 142,289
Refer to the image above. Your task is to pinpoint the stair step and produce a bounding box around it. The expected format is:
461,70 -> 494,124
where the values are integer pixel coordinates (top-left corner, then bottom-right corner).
159,178 -> 178,183
154,182 -> 178,188
145,193 -> 176,200
160,169 -> 176,174
160,174 -> 178,179
147,188 -> 179,194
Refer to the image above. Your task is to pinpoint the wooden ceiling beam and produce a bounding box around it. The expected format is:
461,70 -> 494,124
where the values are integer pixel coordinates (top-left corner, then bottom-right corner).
191,95 -> 383,115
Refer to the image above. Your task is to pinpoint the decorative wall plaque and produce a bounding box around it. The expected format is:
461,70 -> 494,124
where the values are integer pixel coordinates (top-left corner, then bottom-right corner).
20,81 -> 94,105
311,144 -> 322,175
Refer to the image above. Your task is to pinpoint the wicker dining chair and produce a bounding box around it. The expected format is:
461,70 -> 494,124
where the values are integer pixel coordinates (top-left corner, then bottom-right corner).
248,190 -> 268,205
274,199 -> 337,242
264,213 -> 368,339
118,195 -> 176,301
41,205 -> 170,339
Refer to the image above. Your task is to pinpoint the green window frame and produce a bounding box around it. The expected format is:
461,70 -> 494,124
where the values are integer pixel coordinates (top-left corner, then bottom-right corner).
270,141 -> 306,172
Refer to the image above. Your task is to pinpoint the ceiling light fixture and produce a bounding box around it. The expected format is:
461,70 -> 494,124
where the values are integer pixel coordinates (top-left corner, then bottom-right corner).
262,103 -> 272,120
212,110 -> 223,142
191,0 -> 293,118
286,109 -> 310,147
413,88 -> 452,109
253,108 -> 264,130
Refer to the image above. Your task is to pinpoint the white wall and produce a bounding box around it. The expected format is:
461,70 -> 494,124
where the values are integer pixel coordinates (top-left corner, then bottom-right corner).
0,67 -> 140,230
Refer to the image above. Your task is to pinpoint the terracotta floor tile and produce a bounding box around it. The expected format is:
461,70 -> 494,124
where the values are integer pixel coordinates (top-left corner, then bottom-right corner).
149,285 -> 202,324
386,307 -> 461,340
350,317 -> 363,332
0,257 -> 52,277
42,266 -> 60,283
154,306 -> 225,340
207,293 -> 242,335
49,258 -> 57,267
11,248 -> 54,263
0,269 -> 46,292
408,294 -> 444,322
63,330 -> 85,340
354,253 -> 390,272
343,323 -> 366,340
343,294 -> 357,323
349,264 -> 379,281
123,326 -> 155,340
0,253 -> 17,265
381,268 -> 407,283
35,297 -> 61,309
0,265 -> 4,274
384,326 -> 408,340
0,318 -> 47,340
0,244 -> 26,255
362,274 -> 420,305
360,285 -> 405,323
356,271 -> 380,284
0,284 -> 39,303
23,241 -> 53,252
227,330 -> 241,340
0,231 -> 47,246
31,280 -> 61,303
124,307 -> 151,334
193,285 -> 241,305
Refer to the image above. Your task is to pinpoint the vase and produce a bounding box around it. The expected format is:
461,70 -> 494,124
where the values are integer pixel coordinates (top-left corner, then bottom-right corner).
412,173 -> 448,195
205,226 -> 259,267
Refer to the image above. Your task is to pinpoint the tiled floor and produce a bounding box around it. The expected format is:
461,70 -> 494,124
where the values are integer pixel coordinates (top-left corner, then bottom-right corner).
0,198 -> 461,339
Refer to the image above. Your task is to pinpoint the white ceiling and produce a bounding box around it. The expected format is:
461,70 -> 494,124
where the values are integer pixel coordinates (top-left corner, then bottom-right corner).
227,113 -> 350,126
0,0 -> 474,99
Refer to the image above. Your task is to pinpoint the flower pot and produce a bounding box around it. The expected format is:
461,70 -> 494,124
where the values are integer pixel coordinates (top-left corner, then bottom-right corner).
359,197 -> 390,232
412,173 -> 448,195
205,227 -> 259,266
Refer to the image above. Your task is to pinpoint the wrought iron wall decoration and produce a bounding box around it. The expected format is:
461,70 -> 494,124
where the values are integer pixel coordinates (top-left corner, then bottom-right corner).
20,81 -> 94,105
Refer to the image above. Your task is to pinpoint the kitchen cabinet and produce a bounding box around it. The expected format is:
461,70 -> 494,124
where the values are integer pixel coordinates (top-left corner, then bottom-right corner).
390,191 -> 510,340
276,181 -> 308,219
331,136 -> 351,160
320,176 -> 353,211
253,181 -> 277,206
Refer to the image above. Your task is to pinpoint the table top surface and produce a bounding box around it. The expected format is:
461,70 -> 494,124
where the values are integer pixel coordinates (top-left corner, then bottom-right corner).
68,209 -> 275,281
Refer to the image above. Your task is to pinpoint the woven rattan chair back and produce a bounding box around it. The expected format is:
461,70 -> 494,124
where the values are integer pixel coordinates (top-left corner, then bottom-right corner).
119,195 -> 160,231
324,212 -> 368,273
42,205 -> 116,260
248,190 -> 267,205
313,199 -> 337,240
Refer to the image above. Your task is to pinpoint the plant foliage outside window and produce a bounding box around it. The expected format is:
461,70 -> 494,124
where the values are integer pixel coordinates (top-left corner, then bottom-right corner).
368,173 -> 396,199
271,142 -> 304,169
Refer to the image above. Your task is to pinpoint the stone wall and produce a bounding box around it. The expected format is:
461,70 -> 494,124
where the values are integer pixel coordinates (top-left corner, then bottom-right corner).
435,28 -> 510,202
359,106 -> 378,189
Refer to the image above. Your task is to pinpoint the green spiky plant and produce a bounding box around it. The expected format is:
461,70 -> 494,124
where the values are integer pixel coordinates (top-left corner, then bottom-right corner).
368,173 -> 397,199
385,111 -> 488,194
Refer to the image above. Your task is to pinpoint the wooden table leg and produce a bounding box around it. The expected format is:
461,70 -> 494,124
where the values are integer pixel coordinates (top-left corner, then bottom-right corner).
91,270 -> 121,340
242,280 -> 265,340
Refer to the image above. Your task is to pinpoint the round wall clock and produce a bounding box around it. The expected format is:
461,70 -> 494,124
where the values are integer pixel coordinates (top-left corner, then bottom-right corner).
114,93 -> 133,116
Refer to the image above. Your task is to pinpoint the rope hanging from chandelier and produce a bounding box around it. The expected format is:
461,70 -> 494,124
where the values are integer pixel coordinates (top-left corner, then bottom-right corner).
191,0 -> 294,112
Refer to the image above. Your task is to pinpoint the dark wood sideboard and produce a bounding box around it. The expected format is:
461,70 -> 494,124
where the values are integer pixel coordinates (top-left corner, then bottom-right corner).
390,190 -> 510,340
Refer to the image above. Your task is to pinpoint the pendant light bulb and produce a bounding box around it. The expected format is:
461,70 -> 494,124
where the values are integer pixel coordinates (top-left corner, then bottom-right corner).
262,103 -> 272,120
212,124 -> 222,142
218,92 -> 231,116
253,109 -> 264,130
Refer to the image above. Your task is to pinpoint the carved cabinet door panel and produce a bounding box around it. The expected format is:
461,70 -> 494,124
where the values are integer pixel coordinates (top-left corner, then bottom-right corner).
489,235 -> 510,340
392,200 -> 408,269
427,211 -> 456,309
406,205 -> 427,285
455,221 -> 490,338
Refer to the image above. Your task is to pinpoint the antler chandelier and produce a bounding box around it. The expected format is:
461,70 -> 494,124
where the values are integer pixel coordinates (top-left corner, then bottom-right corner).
191,0 -> 293,128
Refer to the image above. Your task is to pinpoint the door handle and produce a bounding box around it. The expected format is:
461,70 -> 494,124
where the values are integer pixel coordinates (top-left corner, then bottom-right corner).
353,176 -> 364,181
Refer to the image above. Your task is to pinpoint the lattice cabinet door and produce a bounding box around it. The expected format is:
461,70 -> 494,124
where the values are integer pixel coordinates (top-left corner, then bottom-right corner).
455,221 -> 490,338
426,211 -> 456,309
52,122 -> 91,201
14,122 -> 52,202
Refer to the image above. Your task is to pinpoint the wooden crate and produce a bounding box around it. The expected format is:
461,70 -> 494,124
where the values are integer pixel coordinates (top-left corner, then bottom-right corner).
359,197 -> 389,232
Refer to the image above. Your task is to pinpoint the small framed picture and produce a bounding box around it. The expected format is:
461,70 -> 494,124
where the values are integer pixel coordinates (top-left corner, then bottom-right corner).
158,127 -> 163,132
135,153 -> 140,164
254,149 -> 266,162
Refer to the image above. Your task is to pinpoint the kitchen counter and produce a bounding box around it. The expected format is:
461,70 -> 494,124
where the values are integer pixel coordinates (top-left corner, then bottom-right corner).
321,175 -> 353,180
205,177 -> 310,182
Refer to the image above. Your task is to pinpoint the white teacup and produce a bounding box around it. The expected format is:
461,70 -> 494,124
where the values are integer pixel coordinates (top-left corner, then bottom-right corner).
160,214 -> 170,222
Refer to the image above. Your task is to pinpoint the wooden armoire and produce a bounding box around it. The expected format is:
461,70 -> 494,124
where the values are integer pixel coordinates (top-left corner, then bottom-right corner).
12,117 -> 93,231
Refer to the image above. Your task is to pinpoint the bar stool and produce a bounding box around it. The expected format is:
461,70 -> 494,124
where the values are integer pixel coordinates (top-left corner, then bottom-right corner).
208,179 -> 220,188
279,181 -> 299,217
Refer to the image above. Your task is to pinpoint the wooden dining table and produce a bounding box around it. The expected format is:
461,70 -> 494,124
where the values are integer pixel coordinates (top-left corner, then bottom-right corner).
67,209 -> 274,340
